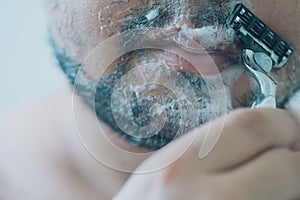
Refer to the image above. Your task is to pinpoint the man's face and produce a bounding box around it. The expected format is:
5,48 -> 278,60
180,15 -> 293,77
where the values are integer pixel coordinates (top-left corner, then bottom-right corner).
46,0 -> 300,149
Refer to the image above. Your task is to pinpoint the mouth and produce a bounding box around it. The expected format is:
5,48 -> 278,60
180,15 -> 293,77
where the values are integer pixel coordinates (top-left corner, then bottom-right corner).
133,25 -> 243,75
118,26 -> 242,76
159,44 -> 242,75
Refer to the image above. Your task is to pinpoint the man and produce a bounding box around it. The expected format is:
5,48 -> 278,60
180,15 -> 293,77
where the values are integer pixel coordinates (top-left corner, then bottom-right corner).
1,0 -> 300,199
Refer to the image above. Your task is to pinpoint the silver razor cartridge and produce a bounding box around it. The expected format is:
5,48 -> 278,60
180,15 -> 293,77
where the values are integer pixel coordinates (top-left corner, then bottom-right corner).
230,3 -> 293,68
230,3 -> 294,108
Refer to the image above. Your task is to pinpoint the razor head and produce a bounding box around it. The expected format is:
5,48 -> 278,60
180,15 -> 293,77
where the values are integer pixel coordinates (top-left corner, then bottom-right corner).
230,3 -> 293,68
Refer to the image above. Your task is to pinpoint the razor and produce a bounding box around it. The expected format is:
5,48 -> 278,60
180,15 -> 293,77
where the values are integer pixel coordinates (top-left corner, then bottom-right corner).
230,3 -> 293,108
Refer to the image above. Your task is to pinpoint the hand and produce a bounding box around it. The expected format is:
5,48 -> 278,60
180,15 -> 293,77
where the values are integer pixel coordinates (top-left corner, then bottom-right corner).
114,109 -> 300,200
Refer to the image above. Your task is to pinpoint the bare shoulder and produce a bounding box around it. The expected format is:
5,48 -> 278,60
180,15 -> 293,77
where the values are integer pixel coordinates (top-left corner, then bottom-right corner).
0,87 -> 72,135
0,87 -> 100,199
0,87 -> 73,159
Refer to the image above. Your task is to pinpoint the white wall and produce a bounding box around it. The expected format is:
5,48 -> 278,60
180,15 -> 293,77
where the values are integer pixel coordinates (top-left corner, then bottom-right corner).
0,0 -> 66,113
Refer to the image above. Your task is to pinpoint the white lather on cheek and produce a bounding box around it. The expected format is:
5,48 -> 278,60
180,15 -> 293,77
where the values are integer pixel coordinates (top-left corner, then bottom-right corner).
97,2 -> 138,35
175,25 -> 236,50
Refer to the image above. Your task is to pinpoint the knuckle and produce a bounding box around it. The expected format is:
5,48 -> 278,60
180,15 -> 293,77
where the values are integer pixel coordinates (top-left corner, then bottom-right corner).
203,192 -> 223,200
200,189 -> 225,200
274,148 -> 293,162
289,152 -> 300,174
203,180 -> 249,200
294,154 -> 300,169
221,183 -> 250,200
270,148 -> 297,172
229,109 -> 266,130
228,109 -> 272,142
205,189 -> 244,200
274,149 -> 300,187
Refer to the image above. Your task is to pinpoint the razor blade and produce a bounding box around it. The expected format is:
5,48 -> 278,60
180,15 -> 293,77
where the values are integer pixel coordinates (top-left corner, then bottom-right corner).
230,3 -> 293,68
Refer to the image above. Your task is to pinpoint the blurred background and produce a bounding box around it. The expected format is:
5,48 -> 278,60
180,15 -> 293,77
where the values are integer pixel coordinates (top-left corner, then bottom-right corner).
0,0 -> 66,114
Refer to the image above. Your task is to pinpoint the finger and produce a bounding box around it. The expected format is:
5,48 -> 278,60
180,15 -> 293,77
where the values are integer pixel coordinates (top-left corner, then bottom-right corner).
222,148 -> 300,200
291,112 -> 300,151
194,109 -> 300,172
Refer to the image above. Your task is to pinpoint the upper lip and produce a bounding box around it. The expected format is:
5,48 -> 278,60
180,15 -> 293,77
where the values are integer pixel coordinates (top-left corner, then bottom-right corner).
150,40 -> 242,74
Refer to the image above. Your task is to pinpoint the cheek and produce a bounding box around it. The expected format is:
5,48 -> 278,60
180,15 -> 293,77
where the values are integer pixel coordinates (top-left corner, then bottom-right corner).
93,1 -> 149,42
62,0 -> 144,60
